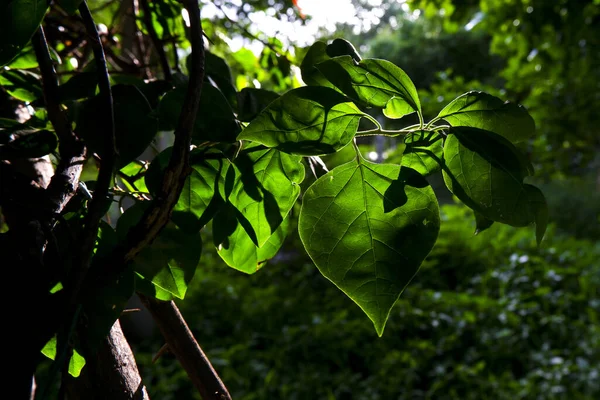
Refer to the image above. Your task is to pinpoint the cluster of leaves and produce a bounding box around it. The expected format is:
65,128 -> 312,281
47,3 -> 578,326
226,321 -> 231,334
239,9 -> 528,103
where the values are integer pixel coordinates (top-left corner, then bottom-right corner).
138,205 -> 599,400
1,2 -> 549,388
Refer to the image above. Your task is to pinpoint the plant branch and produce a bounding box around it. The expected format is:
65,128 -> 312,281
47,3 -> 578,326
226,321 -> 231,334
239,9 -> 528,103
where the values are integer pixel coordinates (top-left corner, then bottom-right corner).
70,0 -> 117,302
138,294 -> 231,400
139,0 -> 172,80
31,27 -> 86,215
106,0 -> 203,268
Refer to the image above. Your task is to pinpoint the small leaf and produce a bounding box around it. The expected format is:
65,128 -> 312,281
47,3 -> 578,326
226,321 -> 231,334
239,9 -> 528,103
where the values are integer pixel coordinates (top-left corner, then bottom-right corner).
57,71 -> 98,102
213,203 -> 289,274
238,86 -> 363,156
316,57 -> 421,119
0,129 -> 57,159
157,85 -> 240,143
300,41 -> 336,88
223,145 -> 304,246
41,337 -> 86,377
400,132 -> 444,176
77,84 -> 158,167
326,38 -> 362,61
237,88 -> 279,122
0,69 -> 42,101
0,0 -> 50,67
117,203 -> 201,299
436,91 -> 535,143
442,127 -> 547,232
298,159 -> 440,335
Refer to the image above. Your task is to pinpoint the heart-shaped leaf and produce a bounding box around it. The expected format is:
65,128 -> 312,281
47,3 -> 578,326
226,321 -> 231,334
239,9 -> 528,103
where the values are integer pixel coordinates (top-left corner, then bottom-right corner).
299,157 -> 440,335
316,56 -> 421,119
77,84 -> 158,167
442,127 -> 547,242
238,86 -> 363,156
223,145 -> 304,246
213,203 -> 289,274
436,91 -> 535,143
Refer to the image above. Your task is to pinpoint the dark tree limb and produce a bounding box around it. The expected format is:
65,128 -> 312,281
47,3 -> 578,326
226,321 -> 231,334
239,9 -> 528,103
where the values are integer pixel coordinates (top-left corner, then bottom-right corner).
105,0 -> 203,269
66,320 -> 151,400
32,27 -> 86,214
139,0 -> 172,80
139,295 -> 231,400
70,0 -> 118,302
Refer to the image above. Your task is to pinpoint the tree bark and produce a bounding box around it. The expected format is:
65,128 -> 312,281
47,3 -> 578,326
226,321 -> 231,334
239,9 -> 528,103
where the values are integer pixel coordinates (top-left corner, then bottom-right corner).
66,320 -> 150,400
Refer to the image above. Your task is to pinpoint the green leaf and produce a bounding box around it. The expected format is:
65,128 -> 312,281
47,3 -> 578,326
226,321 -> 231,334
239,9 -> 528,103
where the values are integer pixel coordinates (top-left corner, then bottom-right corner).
473,211 -> 494,235
0,69 -> 42,101
442,127 -> 547,238
213,203 -> 290,274
57,71 -> 98,102
298,158 -> 440,335
238,86 -> 363,156
77,84 -> 158,168
436,91 -> 535,143
195,51 -> 237,108
223,145 -> 304,246
157,85 -> 240,143
117,202 -> 201,299
237,88 -> 279,122
400,132 -> 444,176
326,38 -> 362,61
41,337 -> 86,377
300,40 -> 360,88
0,129 -> 57,159
316,57 -> 421,119
145,147 -> 229,232
0,0 -> 50,67
7,45 -> 38,69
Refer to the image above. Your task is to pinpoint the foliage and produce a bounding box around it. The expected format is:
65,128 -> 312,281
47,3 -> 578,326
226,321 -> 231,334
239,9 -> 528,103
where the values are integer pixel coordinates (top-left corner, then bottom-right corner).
0,0 -> 569,398
138,204 -> 600,400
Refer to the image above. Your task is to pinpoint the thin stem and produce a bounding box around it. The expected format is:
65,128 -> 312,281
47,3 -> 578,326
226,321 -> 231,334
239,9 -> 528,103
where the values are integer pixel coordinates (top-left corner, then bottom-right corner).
70,0 -> 117,304
139,0 -> 172,80
139,295 -> 232,400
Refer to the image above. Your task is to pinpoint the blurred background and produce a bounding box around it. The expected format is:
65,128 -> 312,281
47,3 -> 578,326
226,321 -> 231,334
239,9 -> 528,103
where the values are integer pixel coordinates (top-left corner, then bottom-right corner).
16,0 -> 598,398
124,1 -> 599,398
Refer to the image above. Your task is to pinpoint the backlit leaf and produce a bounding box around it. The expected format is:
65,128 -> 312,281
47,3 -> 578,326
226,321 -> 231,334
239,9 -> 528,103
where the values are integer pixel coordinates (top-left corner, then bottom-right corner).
223,145 -> 304,246
442,127 -> 547,240
238,86 -> 363,156
299,158 -> 440,335
316,57 -> 421,119
0,69 -> 42,101
213,203 -> 289,274
436,91 -> 535,143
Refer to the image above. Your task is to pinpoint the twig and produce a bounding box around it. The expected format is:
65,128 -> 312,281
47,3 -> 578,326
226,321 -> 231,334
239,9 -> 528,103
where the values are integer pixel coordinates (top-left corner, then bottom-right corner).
139,295 -> 231,400
31,27 -> 86,215
105,0 -> 203,268
139,0 -> 172,80
70,0 -> 117,303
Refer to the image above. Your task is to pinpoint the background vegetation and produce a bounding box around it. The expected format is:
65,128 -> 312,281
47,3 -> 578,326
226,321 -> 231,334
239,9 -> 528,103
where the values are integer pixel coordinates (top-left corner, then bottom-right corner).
4,0 -> 598,398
